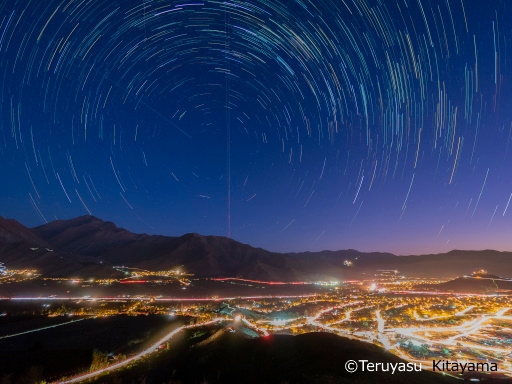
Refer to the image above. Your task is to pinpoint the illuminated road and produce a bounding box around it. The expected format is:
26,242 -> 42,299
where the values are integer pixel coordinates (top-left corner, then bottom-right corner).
393,307 -> 512,353
212,277 -> 310,285
413,305 -> 476,321
242,317 -> 269,336
3,294 -> 319,302
4,291 -> 512,380
454,305 -> 475,316
0,317 -> 88,339
53,318 -> 224,384
374,309 -> 394,350
306,304 -> 371,343
253,300 -> 512,377
330,304 -> 369,325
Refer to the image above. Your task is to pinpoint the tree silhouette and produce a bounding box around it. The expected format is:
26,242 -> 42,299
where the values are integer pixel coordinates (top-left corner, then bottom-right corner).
89,349 -> 109,371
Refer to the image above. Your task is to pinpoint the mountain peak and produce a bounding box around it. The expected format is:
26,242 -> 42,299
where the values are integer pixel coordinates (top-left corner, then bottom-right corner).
31,215 -> 144,256
0,216 -> 47,245
34,215 -> 127,233
42,214 -> 105,226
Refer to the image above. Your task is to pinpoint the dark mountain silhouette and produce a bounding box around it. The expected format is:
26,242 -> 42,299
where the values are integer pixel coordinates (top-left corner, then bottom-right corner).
89,329 -> 460,384
416,274 -> 512,293
0,215 -> 71,274
0,216 -> 47,246
1,215 -> 512,280
32,215 -> 148,255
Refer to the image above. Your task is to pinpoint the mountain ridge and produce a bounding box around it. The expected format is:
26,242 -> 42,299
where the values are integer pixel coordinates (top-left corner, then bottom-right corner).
1,215 -> 511,280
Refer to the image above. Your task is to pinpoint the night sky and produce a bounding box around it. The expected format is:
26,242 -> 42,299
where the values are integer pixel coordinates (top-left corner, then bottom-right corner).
0,0 -> 511,255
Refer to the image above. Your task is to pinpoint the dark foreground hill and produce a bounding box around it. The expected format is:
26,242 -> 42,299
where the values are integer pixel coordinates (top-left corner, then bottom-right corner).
1,215 -> 512,280
416,274 -> 512,293
89,329 -> 460,384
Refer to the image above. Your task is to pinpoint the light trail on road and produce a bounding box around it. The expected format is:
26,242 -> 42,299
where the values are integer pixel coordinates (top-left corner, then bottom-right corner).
53,318 -> 224,384
242,317 -> 269,336
5,292 -> 512,380
392,307 -> 512,354
2,294 -> 319,302
0,317 -> 88,339
374,309 -> 394,350
212,278 -> 310,285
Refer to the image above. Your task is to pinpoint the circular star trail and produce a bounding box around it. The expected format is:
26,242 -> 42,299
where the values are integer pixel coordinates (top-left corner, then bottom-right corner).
0,0 -> 511,254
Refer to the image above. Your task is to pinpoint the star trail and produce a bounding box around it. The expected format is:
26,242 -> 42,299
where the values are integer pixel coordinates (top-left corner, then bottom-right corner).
0,0 -> 511,255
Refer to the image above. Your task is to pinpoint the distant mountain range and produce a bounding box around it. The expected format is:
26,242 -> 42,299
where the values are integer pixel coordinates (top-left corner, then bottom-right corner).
1,215 -> 512,280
